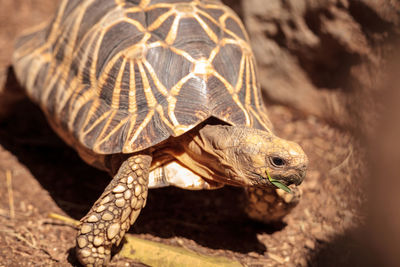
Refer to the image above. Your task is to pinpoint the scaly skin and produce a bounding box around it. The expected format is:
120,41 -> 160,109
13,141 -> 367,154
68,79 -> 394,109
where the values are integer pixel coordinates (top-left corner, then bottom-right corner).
76,155 -> 151,266
245,186 -> 302,223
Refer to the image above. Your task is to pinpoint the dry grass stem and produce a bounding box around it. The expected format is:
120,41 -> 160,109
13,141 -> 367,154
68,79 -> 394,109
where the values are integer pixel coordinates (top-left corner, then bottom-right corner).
6,170 -> 15,219
48,212 -> 80,227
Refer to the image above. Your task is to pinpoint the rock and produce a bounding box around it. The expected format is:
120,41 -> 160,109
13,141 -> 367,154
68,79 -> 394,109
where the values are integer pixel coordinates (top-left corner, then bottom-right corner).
242,0 -> 400,135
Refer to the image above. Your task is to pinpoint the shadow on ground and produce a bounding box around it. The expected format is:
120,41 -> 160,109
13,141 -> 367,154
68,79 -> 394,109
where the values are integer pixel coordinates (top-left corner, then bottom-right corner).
308,227 -> 382,267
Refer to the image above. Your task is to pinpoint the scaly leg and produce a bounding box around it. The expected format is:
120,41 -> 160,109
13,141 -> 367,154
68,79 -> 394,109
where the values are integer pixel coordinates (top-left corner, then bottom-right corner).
244,186 -> 302,223
76,154 -> 152,266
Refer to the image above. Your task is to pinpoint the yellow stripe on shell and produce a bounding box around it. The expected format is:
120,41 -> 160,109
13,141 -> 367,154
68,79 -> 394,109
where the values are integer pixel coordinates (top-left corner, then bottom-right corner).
111,58 -> 127,109
125,109 -> 154,150
234,53 -> 245,94
93,115 -> 131,152
193,14 -> 219,44
147,10 -> 175,32
164,15 -> 181,45
128,61 -> 137,113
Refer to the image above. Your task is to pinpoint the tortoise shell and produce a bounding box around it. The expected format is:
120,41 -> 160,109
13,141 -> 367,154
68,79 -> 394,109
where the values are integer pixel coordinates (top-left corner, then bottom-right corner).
13,0 -> 272,155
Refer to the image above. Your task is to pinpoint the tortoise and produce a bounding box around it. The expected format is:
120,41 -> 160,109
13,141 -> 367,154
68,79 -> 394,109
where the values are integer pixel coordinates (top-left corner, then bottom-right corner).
11,0 -> 308,266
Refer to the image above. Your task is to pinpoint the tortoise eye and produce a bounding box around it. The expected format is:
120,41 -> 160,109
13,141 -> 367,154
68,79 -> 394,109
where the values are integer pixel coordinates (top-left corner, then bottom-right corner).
270,156 -> 286,168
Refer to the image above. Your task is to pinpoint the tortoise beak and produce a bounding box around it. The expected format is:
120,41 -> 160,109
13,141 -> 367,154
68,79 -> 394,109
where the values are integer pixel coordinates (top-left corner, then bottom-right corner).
285,167 -> 307,186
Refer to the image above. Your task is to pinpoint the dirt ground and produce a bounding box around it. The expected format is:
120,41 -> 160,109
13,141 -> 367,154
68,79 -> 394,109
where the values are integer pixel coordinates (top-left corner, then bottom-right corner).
0,1 -> 372,266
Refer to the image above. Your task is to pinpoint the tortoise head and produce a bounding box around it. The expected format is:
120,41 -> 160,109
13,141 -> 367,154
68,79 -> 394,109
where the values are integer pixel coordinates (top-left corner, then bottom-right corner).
189,125 -> 308,188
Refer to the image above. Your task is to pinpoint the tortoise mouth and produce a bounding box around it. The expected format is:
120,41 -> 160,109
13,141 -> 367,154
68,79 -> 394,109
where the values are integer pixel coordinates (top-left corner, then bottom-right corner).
272,172 -> 305,186
250,170 -> 304,187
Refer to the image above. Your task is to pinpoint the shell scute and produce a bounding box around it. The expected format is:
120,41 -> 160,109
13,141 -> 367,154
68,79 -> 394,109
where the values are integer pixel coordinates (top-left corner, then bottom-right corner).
96,22 -> 144,79
145,46 -> 192,92
13,0 -> 272,155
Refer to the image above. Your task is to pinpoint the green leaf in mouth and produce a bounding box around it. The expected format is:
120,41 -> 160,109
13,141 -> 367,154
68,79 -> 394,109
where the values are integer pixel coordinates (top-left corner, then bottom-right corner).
265,169 -> 292,193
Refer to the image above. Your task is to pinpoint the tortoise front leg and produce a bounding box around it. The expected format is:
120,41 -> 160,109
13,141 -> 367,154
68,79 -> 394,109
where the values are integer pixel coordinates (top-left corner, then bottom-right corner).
244,186 -> 301,223
76,154 -> 151,266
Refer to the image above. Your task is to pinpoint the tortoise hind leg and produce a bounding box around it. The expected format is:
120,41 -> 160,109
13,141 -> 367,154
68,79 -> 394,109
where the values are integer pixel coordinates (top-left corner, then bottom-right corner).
244,187 -> 302,223
76,154 -> 151,266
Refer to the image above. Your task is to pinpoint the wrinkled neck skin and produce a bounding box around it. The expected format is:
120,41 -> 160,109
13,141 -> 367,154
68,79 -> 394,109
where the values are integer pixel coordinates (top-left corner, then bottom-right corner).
168,125 -> 261,187
171,124 -> 308,188
181,125 -> 254,186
